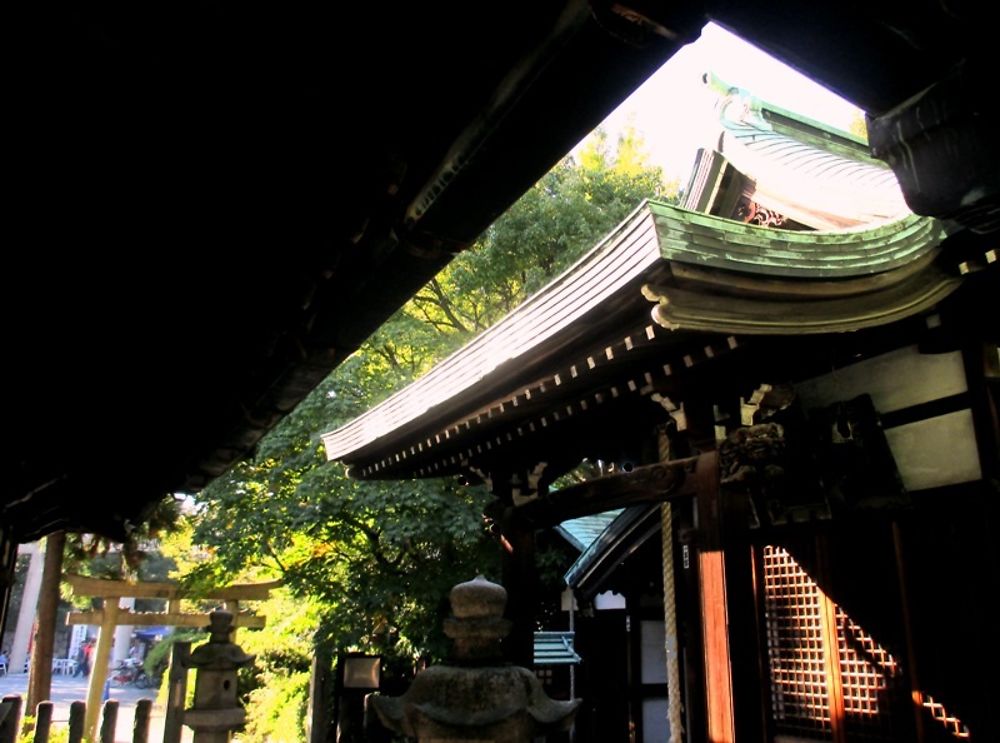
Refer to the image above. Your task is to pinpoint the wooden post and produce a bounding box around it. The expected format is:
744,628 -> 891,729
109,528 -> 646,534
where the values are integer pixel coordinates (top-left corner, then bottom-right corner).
33,701 -> 54,743
0,526 -> 18,661
815,537 -> 846,743
699,551 -> 734,743
27,531 -> 66,714
99,700 -> 119,743
721,523 -> 768,741
67,701 -> 86,743
677,501 -> 707,743
696,452 -> 735,743
163,641 -> 191,743
307,642 -> 334,743
500,506 -> 535,668
892,522 -> 926,743
85,596 -> 121,742
0,695 -> 22,743
132,698 -> 152,743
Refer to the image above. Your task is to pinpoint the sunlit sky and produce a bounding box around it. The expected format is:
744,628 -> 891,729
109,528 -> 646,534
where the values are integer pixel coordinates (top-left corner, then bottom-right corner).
578,22 -> 866,184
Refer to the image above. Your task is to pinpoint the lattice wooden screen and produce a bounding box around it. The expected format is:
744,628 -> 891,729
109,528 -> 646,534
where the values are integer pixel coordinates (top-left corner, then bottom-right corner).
763,545 -> 834,737
835,608 -> 903,738
762,545 -> 907,741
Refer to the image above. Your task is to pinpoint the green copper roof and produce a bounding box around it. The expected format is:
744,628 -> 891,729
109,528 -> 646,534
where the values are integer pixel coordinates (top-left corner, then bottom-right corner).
700,72 -> 908,228
649,201 -> 944,278
703,71 -> 869,154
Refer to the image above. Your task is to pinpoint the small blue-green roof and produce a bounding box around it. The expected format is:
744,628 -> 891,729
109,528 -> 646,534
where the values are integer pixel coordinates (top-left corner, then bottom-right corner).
555,509 -> 623,552
534,631 -> 581,666
565,505 -> 662,594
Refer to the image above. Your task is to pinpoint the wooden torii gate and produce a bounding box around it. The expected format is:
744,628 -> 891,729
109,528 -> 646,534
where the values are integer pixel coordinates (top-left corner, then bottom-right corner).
65,573 -> 280,741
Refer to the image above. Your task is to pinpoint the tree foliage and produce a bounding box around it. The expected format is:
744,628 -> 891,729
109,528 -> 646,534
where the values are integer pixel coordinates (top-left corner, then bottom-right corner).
187,128 -> 674,741
64,495 -> 183,579
403,129 -> 674,343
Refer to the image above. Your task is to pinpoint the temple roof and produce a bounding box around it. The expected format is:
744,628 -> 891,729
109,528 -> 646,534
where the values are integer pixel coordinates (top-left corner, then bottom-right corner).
322,199 -> 960,478
687,73 -> 910,229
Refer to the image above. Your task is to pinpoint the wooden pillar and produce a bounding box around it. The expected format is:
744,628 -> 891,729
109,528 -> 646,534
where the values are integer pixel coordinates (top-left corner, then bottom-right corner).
891,522 -> 926,743
814,536 -> 846,743
698,550 -> 734,743
27,531 -> 66,713
0,525 -> 17,643
85,596 -> 120,742
678,503 -> 707,743
721,531 -> 767,740
163,640 -> 191,743
695,452 -> 735,743
10,544 -> 44,676
500,506 -> 535,668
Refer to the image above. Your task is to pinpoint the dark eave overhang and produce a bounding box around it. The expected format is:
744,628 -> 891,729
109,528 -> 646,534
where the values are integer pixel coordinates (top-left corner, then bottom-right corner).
11,1 -> 996,541
5,2 -> 700,541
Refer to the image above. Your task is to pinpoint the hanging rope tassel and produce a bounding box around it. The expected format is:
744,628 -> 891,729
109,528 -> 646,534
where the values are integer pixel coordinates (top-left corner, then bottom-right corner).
659,427 -> 683,742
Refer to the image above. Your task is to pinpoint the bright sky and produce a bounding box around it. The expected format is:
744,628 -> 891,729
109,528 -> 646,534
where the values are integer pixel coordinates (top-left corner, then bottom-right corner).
582,22 -> 866,185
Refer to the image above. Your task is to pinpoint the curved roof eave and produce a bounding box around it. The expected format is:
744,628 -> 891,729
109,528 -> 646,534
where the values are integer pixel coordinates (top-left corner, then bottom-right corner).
322,201 -> 953,471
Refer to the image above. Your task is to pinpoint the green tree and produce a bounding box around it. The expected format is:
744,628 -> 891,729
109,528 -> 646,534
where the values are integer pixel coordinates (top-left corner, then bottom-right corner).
406,127 -> 674,342
847,110 -> 868,142
188,128 -> 672,741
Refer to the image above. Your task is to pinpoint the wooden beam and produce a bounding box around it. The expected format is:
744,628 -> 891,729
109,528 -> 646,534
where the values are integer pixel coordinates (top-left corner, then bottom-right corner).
67,611 -> 266,629
64,574 -> 281,600
517,455 -> 703,527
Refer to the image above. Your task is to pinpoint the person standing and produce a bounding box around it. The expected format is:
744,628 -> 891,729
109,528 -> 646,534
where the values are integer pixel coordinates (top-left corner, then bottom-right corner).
81,640 -> 93,677
73,642 -> 87,677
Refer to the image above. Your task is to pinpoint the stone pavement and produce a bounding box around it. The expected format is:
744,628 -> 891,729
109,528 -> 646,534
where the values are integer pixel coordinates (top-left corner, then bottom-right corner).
0,673 -> 192,742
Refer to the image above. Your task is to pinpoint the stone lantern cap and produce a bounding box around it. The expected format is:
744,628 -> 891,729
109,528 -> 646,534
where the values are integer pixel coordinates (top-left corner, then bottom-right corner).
449,575 -> 507,619
442,576 -> 512,661
186,610 -> 255,670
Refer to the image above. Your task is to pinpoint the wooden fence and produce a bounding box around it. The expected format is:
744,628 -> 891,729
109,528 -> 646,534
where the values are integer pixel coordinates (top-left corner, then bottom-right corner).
1,693 -> 154,743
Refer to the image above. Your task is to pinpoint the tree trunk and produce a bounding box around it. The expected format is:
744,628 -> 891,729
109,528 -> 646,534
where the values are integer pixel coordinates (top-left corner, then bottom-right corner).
26,531 -> 66,713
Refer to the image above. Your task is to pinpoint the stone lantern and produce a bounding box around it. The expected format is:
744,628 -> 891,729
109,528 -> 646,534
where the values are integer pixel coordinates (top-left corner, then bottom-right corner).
184,610 -> 254,743
369,576 -> 579,741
